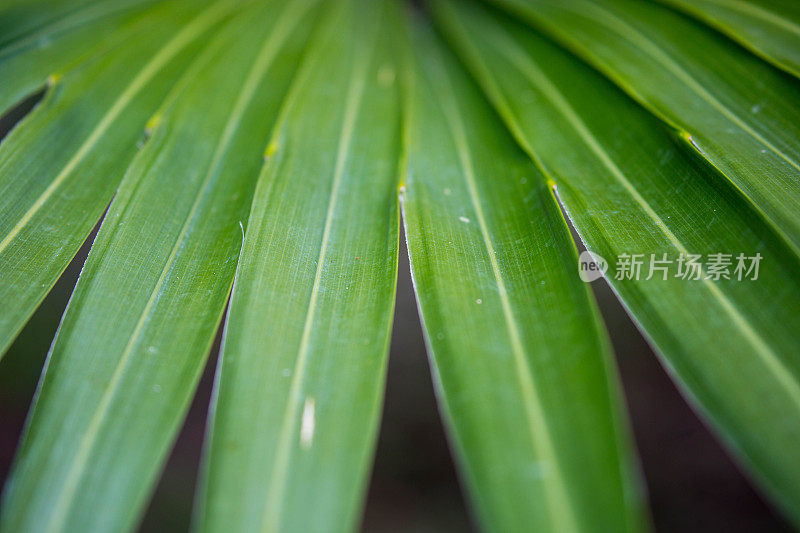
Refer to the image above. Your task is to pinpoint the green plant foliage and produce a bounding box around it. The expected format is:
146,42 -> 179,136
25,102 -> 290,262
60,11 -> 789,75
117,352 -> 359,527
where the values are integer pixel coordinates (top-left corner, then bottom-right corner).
0,1 -> 317,531
0,0 -> 799,531
659,0 -> 800,79
0,0 -> 158,114
400,16 -> 646,533
0,0 -> 232,357
491,0 -> 800,256
430,0 -> 800,523
196,1 -> 400,531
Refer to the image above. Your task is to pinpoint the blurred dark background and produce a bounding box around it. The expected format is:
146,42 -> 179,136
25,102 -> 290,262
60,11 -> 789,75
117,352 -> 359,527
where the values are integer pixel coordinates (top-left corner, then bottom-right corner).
0,92 -> 791,533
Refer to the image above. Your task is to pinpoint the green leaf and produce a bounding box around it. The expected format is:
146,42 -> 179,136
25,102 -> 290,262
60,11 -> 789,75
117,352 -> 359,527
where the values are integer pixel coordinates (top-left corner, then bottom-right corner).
0,0 -> 231,358
0,0 -> 158,115
0,0 -> 118,48
658,0 -> 800,80
195,1 -> 401,531
431,0 -> 800,524
0,2 -> 319,531
489,0 -> 800,256
400,14 -> 647,533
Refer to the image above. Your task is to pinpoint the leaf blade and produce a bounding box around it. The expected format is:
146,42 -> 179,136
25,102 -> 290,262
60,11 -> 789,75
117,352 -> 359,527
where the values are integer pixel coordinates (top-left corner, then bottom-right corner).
658,0 -> 800,80
491,0 -> 800,255
0,0 -> 159,115
401,13 -> 647,533
0,0 -> 231,358
431,0 -> 800,523
0,2 -> 318,530
197,1 -> 401,530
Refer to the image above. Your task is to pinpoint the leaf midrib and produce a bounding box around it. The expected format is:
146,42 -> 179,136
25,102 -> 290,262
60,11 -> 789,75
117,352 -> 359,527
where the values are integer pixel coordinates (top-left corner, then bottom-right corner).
485,22 -> 800,412
693,0 -> 800,37
258,8 -> 376,532
0,0 -> 153,59
0,0 -> 233,258
558,0 -> 800,174
37,3 -> 306,529
424,37 -> 580,533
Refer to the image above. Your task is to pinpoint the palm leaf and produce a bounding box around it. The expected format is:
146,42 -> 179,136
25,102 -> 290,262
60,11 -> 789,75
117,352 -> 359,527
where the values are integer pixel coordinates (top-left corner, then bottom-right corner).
658,0 -> 800,80
1,0 -> 799,529
0,0 -> 101,46
490,0 -> 800,255
0,0 -> 230,358
400,13 -> 647,533
0,2 -> 318,530
431,0 -> 800,523
195,0 -> 400,530
0,0 -> 158,115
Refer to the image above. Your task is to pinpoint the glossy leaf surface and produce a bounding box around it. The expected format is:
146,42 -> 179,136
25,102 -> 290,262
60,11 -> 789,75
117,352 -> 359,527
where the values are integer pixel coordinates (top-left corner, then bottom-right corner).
0,0 -> 229,357
491,0 -> 800,255
432,0 -> 800,523
0,1 -> 317,530
0,0 -> 158,115
660,0 -> 800,79
401,14 -> 646,533
197,1 -> 401,531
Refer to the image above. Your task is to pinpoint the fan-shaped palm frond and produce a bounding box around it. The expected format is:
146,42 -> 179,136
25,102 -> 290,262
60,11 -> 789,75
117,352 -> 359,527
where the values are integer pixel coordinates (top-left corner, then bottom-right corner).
0,0 -> 798,531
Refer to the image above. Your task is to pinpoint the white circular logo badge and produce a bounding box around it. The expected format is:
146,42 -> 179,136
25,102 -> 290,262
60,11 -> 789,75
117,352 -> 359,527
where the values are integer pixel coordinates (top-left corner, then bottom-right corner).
578,250 -> 608,282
